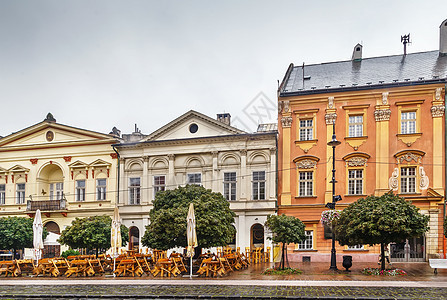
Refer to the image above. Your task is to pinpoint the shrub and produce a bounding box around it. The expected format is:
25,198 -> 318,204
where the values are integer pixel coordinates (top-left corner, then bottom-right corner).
61,249 -> 80,258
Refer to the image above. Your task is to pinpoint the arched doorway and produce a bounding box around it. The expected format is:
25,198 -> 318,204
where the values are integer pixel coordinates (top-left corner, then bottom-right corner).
37,164 -> 64,201
251,223 -> 264,249
129,226 -> 140,252
43,221 -> 61,258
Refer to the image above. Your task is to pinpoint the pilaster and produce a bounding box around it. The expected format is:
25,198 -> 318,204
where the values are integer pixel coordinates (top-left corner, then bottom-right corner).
167,154 -> 175,190
432,87 -> 445,196
375,92 -> 391,196
325,97 -> 337,203
240,149 -> 248,200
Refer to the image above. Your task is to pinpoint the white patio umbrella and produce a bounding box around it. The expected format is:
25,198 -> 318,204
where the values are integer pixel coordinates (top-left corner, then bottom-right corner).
32,209 -> 44,265
111,206 -> 122,276
186,203 -> 197,278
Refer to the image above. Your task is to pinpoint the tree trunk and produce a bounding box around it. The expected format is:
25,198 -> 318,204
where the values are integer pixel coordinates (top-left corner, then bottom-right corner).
280,242 -> 285,270
96,248 -> 99,258
380,242 -> 385,271
13,248 -> 17,260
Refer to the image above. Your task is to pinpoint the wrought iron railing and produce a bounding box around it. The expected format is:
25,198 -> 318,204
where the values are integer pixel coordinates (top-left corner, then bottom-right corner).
26,199 -> 67,211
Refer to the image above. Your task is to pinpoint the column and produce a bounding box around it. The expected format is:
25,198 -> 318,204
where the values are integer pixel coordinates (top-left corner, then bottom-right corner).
142,156 -> 149,204
280,116 -> 292,205
431,87 -> 445,196
167,154 -> 175,190
325,97 -> 337,203
238,213 -> 247,250
374,92 -> 391,196
212,151 -> 219,191
269,148 -> 276,200
119,158 -> 125,204
240,149 -> 248,200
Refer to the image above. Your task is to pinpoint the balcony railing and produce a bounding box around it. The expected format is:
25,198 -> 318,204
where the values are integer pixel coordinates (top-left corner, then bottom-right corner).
27,199 -> 67,211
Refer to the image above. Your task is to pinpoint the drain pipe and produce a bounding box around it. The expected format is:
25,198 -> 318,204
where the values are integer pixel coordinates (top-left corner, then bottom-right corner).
112,145 -> 120,206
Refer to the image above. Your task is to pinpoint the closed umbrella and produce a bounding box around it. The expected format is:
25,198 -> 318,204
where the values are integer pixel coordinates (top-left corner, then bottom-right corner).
111,206 -> 122,276
33,209 -> 44,265
186,203 -> 197,278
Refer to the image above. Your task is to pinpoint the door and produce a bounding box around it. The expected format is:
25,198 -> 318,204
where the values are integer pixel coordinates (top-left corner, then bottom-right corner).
390,236 -> 425,262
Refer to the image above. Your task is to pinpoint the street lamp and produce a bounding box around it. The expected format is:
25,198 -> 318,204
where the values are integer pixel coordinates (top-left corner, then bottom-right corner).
327,121 -> 341,270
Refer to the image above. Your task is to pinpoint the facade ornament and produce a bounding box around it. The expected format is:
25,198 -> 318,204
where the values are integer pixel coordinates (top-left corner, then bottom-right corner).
389,168 -> 399,191
346,157 -> 367,167
240,149 -> 247,156
283,100 -> 289,113
30,159 -> 38,165
296,159 -> 317,169
435,87 -> 442,101
281,116 -> 293,128
211,151 -> 218,158
382,92 -> 389,105
167,154 -> 175,160
325,113 -> 337,125
278,101 -> 282,113
269,148 -> 277,154
328,97 -> 334,109
431,105 -> 445,117
374,109 -> 391,121
397,152 -> 422,164
419,166 -> 429,190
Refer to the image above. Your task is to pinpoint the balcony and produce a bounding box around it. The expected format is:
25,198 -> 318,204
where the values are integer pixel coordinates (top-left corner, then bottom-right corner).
27,199 -> 67,212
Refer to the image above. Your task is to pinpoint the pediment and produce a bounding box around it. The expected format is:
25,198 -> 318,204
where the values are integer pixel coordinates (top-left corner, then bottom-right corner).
143,110 -> 245,142
68,160 -> 89,169
0,120 -> 116,149
90,159 -> 111,168
0,167 -> 7,174
9,165 -> 30,173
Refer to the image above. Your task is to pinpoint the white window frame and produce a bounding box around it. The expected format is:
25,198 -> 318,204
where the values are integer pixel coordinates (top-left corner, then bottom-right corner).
401,111 -> 416,134
187,173 -> 202,185
252,171 -> 266,200
0,184 -> 5,205
75,180 -> 86,202
348,115 -> 363,137
153,175 -> 166,197
16,183 -> 26,204
96,179 -> 107,200
299,119 -> 313,141
223,172 -> 237,201
129,177 -> 141,205
401,167 -> 416,193
348,169 -> 363,195
347,244 -> 364,250
50,182 -> 64,201
298,171 -> 313,196
297,230 -> 313,250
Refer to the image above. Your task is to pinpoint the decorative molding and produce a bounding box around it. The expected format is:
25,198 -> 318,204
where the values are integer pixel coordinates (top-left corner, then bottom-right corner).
30,159 -> 38,165
344,137 -> 367,151
389,168 -> 399,191
211,151 -> 218,158
374,109 -> 391,121
397,133 -> 422,147
346,157 -> 367,167
397,152 -> 422,164
419,166 -> 429,190
269,148 -> 277,154
240,149 -> 247,156
283,100 -> 289,113
110,153 -> 118,159
325,113 -> 337,125
281,116 -> 293,128
436,87 -> 442,101
328,97 -> 334,109
296,159 -> 317,169
382,92 -> 389,105
63,156 -> 72,162
294,140 -> 317,153
167,154 -> 175,160
431,105 -> 445,117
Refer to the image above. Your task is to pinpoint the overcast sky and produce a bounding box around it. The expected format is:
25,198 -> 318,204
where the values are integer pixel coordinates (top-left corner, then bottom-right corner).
1,1 -> 446,137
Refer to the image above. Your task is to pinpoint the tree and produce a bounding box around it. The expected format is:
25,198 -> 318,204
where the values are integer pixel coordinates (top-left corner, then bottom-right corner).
0,216 -> 48,258
142,185 -> 236,251
264,214 -> 305,270
58,215 -> 129,256
334,192 -> 429,271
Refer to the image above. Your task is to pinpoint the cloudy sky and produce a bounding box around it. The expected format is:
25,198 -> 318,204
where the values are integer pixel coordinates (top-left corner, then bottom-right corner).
1,0 -> 446,136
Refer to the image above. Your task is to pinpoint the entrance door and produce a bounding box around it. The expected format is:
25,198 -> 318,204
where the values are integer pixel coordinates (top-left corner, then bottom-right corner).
129,226 -> 140,252
390,236 -> 425,262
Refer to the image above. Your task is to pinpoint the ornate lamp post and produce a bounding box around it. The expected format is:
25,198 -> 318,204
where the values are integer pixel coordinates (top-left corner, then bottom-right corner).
327,122 -> 341,270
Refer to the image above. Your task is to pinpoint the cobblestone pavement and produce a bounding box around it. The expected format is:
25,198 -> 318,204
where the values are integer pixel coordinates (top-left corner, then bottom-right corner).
1,284 -> 447,299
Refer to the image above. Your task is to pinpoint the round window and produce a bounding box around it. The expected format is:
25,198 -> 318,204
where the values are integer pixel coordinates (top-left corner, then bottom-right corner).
189,123 -> 198,133
46,131 -> 54,142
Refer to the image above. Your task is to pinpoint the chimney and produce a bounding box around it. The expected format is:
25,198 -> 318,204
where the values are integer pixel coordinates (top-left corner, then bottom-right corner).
440,18 -> 447,56
217,113 -> 231,126
352,44 -> 362,61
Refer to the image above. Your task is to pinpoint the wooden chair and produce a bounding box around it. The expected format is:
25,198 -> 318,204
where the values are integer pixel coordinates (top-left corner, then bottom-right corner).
264,247 -> 271,262
65,259 -> 94,277
197,258 -> 212,277
245,247 -> 252,263
0,261 -> 20,277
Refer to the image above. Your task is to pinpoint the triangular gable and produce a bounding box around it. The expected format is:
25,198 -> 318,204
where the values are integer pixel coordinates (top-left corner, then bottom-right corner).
0,167 -> 8,174
8,165 -> 30,173
143,110 -> 246,142
89,159 -> 111,168
68,160 -> 89,169
427,188 -> 443,198
0,118 -> 117,149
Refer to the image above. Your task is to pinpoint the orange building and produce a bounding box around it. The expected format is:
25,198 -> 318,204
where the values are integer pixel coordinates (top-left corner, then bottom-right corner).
277,20 -> 447,263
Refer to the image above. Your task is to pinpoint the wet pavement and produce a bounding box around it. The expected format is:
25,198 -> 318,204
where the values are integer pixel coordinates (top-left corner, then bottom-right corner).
1,262 -> 447,299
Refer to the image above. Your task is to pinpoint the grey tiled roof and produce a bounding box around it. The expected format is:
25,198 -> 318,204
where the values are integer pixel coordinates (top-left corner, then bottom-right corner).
280,50 -> 447,96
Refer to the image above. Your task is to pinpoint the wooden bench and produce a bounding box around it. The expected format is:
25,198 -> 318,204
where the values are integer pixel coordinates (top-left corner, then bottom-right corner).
429,259 -> 447,274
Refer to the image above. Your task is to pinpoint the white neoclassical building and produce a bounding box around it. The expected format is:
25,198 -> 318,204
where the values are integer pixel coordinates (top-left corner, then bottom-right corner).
114,110 -> 277,255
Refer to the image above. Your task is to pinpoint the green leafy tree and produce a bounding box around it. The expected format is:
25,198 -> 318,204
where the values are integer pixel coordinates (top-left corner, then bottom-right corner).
0,216 -> 48,258
58,215 -> 129,257
264,214 -> 305,270
142,185 -> 236,250
334,192 -> 429,271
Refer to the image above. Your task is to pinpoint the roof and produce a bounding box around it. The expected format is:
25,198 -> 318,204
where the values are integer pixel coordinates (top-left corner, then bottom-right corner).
279,50 -> 447,97
257,123 -> 278,132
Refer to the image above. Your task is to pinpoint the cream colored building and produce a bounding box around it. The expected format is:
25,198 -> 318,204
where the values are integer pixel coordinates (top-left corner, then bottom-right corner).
0,114 -> 119,257
115,111 -> 277,255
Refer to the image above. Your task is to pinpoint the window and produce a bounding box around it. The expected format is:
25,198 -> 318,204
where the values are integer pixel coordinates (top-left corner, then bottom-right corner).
348,169 -> 363,195
153,175 -> 166,197
299,119 -> 313,141
50,182 -> 63,200
298,171 -> 313,196
96,179 -> 106,200
187,173 -> 201,185
16,183 -> 25,204
0,184 -> 5,205
223,172 -> 237,201
401,111 -> 416,134
75,180 -> 85,201
348,115 -> 363,137
252,171 -> 266,200
401,167 -> 416,193
347,244 -> 364,250
297,230 -> 313,250
129,177 -> 141,205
